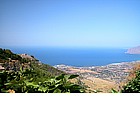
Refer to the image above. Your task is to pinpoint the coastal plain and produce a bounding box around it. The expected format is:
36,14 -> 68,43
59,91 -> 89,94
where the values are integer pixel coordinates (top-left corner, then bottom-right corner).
54,61 -> 140,92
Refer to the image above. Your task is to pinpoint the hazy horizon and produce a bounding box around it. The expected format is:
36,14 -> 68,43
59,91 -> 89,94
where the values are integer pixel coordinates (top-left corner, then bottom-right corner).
0,0 -> 140,48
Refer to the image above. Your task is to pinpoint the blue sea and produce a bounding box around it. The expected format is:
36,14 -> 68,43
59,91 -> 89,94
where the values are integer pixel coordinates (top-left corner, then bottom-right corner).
2,46 -> 140,67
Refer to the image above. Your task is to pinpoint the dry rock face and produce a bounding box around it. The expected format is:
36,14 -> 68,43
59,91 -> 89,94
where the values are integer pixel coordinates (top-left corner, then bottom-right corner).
126,46 -> 140,54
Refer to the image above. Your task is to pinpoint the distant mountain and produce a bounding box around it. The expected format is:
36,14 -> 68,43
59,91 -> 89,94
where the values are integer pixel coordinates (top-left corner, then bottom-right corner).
126,46 -> 140,54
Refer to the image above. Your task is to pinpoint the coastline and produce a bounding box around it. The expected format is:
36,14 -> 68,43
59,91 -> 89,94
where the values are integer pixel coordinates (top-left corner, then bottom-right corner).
54,60 -> 140,83
54,60 -> 140,92
54,60 -> 140,69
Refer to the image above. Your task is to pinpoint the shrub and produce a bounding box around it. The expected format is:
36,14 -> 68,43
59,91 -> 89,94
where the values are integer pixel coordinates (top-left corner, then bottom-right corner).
0,69 -> 85,93
121,70 -> 140,93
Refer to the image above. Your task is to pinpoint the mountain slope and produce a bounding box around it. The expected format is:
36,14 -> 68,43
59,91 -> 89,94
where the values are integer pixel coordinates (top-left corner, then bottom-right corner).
0,48 -> 63,78
0,48 -> 85,93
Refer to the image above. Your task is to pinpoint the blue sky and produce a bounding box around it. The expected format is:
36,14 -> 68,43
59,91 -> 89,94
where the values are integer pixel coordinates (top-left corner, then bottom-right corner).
0,0 -> 140,48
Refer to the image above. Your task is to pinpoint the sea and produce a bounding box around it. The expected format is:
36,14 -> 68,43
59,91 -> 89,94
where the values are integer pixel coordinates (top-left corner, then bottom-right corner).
2,46 -> 140,67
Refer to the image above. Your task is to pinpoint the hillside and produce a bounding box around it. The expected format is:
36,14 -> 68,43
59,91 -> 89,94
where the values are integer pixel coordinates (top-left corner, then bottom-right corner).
0,48 -> 85,93
126,46 -> 140,54
0,48 -> 63,78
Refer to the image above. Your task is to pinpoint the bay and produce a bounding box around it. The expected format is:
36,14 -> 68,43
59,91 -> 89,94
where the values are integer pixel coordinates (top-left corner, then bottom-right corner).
2,46 -> 140,67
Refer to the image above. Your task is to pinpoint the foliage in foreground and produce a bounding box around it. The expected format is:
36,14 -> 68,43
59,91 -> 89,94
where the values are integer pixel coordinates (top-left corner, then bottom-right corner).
0,69 -> 85,93
121,70 -> 140,93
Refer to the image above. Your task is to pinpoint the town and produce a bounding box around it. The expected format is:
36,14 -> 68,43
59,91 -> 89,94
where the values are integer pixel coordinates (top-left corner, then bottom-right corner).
54,61 -> 140,83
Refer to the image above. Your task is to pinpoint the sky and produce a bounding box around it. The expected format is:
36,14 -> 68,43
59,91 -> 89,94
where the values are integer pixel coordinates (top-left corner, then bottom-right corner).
0,0 -> 140,48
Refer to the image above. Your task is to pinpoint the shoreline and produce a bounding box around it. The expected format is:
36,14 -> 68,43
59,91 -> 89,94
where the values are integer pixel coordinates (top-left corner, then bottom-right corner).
54,60 -> 140,69
54,60 -> 140,84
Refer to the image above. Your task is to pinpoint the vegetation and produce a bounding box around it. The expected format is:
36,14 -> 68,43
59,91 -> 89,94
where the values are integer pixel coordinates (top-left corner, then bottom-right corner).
0,48 -> 85,93
0,69 -> 85,93
116,63 -> 140,93
0,48 -> 22,63
0,47 -> 63,74
121,70 -> 140,93
30,62 -> 64,82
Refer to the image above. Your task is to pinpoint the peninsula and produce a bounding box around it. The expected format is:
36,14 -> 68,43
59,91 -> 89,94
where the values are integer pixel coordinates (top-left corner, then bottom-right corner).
126,46 -> 140,54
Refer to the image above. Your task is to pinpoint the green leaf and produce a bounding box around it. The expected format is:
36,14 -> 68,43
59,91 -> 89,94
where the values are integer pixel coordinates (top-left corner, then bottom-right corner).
56,74 -> 65,80
68,74 -> 79,79
53,89 -> 61,93
38,87 -> 48,92
111,88 -> 118,93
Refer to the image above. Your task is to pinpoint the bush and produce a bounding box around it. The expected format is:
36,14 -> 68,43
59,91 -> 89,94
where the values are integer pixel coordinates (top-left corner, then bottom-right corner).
121,70 -> 140,93
0,69 -> 85,93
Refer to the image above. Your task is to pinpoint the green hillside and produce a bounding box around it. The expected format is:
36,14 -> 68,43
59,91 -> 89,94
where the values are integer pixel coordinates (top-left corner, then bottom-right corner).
0,48 -> 22,62
0,48 -> 63,76
0,48 -> 85,93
